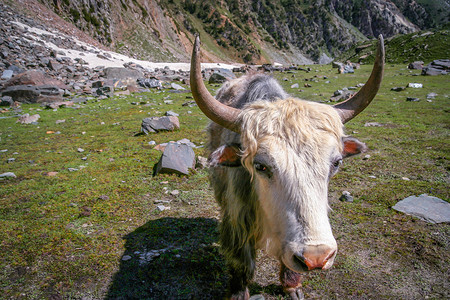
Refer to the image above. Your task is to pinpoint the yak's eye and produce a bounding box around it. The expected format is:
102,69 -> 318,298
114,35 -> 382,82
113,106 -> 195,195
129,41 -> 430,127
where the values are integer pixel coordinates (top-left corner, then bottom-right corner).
332,159 -> 343,169
254,162 -> 272,177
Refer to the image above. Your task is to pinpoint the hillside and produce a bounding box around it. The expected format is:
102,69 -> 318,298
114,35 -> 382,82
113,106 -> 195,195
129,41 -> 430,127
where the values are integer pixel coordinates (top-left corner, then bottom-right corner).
3,0 -> 444,65
338,29 -> 450,64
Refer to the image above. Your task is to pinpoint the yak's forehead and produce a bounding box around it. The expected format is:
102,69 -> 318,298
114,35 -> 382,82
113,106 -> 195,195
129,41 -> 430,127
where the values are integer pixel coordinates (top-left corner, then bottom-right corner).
239,98 -> 344,163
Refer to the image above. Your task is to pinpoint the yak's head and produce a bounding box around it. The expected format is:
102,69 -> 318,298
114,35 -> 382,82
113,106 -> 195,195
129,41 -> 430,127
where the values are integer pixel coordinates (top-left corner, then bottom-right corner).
190,35 -> 384,272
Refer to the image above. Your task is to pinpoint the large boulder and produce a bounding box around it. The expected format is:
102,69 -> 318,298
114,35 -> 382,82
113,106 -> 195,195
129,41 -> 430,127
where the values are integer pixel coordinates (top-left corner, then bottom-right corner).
421,59 -> 449,76
393,194 -> 450,224
2,70 -> 68,89
408,61 -> 424,70
141,116 -> 180,134
104,67 -> 143,85
154,142 -> 195,176
2,85 -> 63,103
205,68 -> 236,84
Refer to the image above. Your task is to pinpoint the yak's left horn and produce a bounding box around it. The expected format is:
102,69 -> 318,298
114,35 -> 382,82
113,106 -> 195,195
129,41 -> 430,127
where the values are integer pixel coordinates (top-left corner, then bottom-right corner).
190,35 -> 241,133
333,35 -> 385,124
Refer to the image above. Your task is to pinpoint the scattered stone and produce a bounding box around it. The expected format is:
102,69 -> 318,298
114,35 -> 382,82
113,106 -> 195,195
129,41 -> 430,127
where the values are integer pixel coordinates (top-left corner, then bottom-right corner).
122,255 -> 132,261
339,191 -> 353,202
393,194 -> 450,224
17,113 -> 40,124
45,101 -> 74,109
401,177 -> 410,181
137,78 -> 162,89
290,83 -> 299,89
141,116 -> 180,134
426,93 -> 437,99
0,95 -> 14,106
77,148 -> 84,153
206,68 -> 236,83
170,190 -> 180,196
68,167 -> 79,172
170,83 -> 185,90
7,158 -> 15,163
408,61 -> 424,70
98,195 -> 110,201
406,97 -> 420,102
364,122 -> 383,127
391,87 -> 405,92
196,156 -> 208,169
154,142 -> 195,176
408,83 -> 423,88
0,172 -> 16,178
1,69 -> 13,80
55,119 -> 66,124
148,141 -> 156,146
165,110 -> 179,117
46,172 -> 59,177
330,89 -> 353,102
156,205 -> 170,211
104,67 -> 143,84
363,155 -> 371,160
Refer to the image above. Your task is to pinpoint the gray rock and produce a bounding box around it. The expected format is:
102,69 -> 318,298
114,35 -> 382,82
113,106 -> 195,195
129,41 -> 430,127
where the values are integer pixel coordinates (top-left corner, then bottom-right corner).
17,113 -> 40,124
408,61 -> 424,70
122,255 -> 132,261
0,95 -> 14,106
427,93 -> 437,99
170,83 -> 185,90
208,72 -> 227,84
137,78 -> 162,89
290,83 -> 299,89
407,83 -> 423,88
0,172 -> 16,178
165,110 -> 179,117
406,97 -> 420,102
104,67 -> 143,82
364,122 -> 383,127
421,59 -> 449,76
1,70 -> 13,80
2,85 -> 63,103
196,156 -> 208,169
339,191 -> 353,202
141,116 -> 180,134
206,68 -> 236,84
393,194 -> 450,224
391,87 -> 405,92
154,142 -> 195,176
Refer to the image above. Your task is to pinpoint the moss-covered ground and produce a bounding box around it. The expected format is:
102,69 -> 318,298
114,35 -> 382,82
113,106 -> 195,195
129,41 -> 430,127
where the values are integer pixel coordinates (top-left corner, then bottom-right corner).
0,65 -> 448,299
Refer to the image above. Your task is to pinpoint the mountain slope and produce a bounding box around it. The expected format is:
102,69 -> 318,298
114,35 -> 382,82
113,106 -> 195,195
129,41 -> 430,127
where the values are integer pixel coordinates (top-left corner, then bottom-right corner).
10,0 -> 444,64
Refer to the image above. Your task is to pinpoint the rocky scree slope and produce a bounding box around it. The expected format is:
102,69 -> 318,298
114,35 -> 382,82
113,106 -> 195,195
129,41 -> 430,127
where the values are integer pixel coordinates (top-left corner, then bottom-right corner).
25,0 -> 438,64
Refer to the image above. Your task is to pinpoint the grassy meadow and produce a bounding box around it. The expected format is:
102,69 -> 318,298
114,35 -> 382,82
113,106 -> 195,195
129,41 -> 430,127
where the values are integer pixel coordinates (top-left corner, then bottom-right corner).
0,64 -> 449,299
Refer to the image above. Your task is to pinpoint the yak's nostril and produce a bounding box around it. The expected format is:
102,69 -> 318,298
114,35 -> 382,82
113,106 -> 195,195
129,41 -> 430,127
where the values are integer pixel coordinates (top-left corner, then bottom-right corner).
301,245 -> 336,271
293,253 -> 308,270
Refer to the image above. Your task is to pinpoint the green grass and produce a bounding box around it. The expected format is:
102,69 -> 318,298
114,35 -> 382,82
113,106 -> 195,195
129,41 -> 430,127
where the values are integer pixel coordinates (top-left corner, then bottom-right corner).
0,65 -> 449,299
338,29 -> 450,64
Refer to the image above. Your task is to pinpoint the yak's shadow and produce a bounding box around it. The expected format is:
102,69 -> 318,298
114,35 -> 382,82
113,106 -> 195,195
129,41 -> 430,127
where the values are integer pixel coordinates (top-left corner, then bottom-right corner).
106,217 -> 228,299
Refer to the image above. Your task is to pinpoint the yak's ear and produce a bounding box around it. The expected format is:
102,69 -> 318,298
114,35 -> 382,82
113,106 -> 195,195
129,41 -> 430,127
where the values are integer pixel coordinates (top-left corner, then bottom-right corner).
209,144 -> 241,167
342,137 -> 368,158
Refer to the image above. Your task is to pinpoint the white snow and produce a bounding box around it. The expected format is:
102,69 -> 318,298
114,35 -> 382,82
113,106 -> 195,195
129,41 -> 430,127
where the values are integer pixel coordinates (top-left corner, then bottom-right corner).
12,20 -> 241,72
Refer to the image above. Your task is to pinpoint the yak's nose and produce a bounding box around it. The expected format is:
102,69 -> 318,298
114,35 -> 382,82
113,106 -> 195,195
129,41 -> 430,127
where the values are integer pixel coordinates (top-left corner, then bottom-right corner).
295,245 -> 336,271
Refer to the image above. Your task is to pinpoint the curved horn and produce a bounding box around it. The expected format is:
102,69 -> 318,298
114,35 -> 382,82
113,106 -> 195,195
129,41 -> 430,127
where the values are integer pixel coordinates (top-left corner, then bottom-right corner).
190,35 -> 241,133
334,35 -> 385,124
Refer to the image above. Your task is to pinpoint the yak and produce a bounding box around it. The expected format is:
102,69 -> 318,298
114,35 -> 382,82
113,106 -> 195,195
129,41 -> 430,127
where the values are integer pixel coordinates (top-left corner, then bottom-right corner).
190,35 -> 384,299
